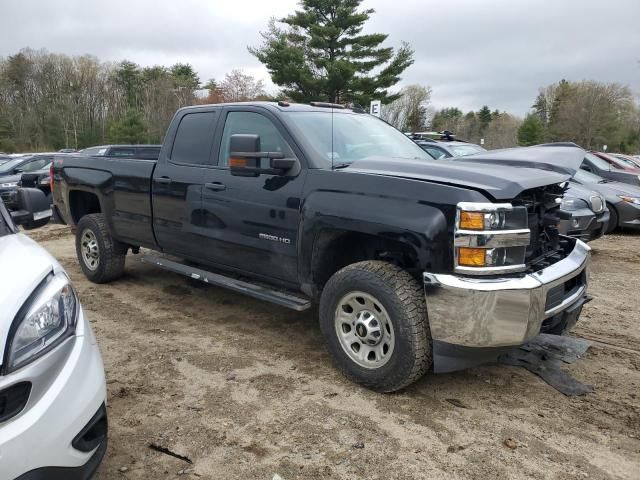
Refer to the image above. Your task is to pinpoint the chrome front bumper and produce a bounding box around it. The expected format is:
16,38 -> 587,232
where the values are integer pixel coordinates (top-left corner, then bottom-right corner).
424,237 -> 590,348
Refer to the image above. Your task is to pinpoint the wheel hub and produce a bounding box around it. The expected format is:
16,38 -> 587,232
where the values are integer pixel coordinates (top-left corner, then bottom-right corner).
80,229 -> 100,271
334,291 -> 395,369
354,310 -> 383,346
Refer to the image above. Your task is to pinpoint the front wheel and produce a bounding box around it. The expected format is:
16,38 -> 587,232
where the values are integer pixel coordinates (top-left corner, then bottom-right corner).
319,261 -> 432,392
75,214 -> 127,283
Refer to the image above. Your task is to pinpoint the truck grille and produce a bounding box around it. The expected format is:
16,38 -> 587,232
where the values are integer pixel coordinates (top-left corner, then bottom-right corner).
514,184 -> 567,271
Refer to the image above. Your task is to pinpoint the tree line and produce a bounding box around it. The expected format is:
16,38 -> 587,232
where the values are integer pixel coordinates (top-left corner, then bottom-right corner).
1,0 -> 638,153
0,50 -> 270,152
517,80 -> 639,152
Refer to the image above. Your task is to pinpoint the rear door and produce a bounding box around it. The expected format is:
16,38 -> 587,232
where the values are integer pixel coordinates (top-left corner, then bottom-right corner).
198,107 -> 306,283
152,107 -> 221,256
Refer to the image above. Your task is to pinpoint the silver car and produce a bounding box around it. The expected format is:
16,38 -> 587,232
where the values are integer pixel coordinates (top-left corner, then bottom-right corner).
0,190 -> 107,479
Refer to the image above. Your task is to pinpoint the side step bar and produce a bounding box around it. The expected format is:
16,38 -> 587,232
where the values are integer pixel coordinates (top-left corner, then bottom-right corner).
141,255 -> 312,311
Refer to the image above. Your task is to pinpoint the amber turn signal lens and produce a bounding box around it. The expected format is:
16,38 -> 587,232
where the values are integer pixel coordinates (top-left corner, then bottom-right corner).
459,211 -> 484,230
458,247 -> 487,267
229,157 -> 246,167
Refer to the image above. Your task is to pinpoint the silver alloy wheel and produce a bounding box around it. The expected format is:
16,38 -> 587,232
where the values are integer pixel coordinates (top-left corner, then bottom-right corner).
80,229 -> 100,271
334,291 -> 395,369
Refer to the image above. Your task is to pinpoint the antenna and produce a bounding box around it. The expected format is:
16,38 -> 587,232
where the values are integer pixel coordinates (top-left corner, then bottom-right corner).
331,104 -> 334,170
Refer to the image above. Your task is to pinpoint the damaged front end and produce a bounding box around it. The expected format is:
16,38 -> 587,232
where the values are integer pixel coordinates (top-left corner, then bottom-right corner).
423,182 -> 591,373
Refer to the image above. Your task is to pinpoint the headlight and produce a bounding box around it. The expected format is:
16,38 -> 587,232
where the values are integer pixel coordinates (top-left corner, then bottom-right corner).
5,272 -> 78,372
560,196 -> 589,211
0,181 -> 18,188
455,202 -> 530,275
39,176 -> 50,185
618,195 -> 640,205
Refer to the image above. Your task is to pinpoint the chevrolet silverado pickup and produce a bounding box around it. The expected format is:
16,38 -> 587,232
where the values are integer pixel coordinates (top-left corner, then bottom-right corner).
52,102 -> 591,392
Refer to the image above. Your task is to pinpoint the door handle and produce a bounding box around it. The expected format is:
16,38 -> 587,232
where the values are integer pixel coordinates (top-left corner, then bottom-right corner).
205,182 -> 226,191
156,176 -> 172,184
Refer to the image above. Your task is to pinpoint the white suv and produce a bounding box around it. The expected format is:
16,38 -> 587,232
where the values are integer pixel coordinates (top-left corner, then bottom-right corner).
0,189 -> 107,480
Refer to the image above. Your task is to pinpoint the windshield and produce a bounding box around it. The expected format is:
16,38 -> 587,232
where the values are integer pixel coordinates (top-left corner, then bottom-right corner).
285,112 -> 432,166
612,154 -> 638,168
573,168 -> 604,183
0,158 -> 24,174
584,152 -> 613,171
449,144 -> 486,157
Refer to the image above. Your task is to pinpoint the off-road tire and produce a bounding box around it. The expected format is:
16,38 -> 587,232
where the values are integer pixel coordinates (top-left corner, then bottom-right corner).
75,213 -> 127,283
319,261 -> 432,392
605,203 -> 618,234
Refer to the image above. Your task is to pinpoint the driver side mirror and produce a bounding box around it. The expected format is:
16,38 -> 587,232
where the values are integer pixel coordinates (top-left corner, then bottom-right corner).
10,188 -> 52,229
229,134 -> 298,177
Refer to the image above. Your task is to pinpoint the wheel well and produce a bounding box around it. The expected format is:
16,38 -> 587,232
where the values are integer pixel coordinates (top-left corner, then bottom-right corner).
311,230 -> 419,293
605,202 -> 618,231
69,190 -> 101,224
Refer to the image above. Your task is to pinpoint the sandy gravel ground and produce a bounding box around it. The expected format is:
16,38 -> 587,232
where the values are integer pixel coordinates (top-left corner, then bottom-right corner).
26,225 -> 640,480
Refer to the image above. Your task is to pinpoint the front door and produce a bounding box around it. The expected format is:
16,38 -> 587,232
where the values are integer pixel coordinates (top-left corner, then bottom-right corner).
199,108 -> 306,283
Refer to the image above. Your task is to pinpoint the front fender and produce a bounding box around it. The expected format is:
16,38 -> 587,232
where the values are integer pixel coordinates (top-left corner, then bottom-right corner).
298,169 -> 490,290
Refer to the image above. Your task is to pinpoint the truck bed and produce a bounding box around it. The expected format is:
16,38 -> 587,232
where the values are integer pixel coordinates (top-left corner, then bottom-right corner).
52,154 -> 158,248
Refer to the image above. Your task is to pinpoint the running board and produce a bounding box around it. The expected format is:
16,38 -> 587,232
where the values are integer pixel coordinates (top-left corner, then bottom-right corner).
141,255 -> 312,311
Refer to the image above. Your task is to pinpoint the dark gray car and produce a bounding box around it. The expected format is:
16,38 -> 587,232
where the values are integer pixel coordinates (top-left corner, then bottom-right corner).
572,168 -> 640,232
558,182 -> 609,241
581,152 -> 640,187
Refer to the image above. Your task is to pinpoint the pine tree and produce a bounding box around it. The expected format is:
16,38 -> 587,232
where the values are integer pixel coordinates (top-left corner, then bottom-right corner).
107,110 -> 148,144
250,0 -> 414,106
517,114 -> 545,146
478,105 -> 493,131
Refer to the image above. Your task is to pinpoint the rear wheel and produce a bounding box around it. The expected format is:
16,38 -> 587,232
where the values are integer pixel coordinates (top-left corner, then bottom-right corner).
319,261 -> 432,392
75,214 -> 127,283
605,204 -> 618,234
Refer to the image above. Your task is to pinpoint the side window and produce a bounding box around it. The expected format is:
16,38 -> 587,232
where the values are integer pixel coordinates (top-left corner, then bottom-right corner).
171,111 -> 217,165
218,112 -> 294,167
21,158 -> 47,172
109,148 -> 136,157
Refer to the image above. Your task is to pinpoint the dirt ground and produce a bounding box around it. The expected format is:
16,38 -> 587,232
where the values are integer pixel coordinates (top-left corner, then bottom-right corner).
27,225 -> 640,480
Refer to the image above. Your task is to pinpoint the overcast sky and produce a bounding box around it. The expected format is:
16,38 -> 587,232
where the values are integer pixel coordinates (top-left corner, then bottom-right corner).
1,0 -> 639,115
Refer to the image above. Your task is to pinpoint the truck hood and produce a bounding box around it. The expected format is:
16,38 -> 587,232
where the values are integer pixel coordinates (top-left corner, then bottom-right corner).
347,146 -> 585,200
0,233 -> 59,366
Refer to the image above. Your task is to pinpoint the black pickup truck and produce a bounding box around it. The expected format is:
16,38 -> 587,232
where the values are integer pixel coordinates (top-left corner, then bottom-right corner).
52,102 -> 591,392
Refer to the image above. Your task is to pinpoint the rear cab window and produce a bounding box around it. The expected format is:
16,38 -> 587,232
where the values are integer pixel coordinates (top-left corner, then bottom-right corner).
171,111 -> 218,165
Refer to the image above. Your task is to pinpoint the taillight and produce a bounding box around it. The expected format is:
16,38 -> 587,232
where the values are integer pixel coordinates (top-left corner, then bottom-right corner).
49,164 -> 54,192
